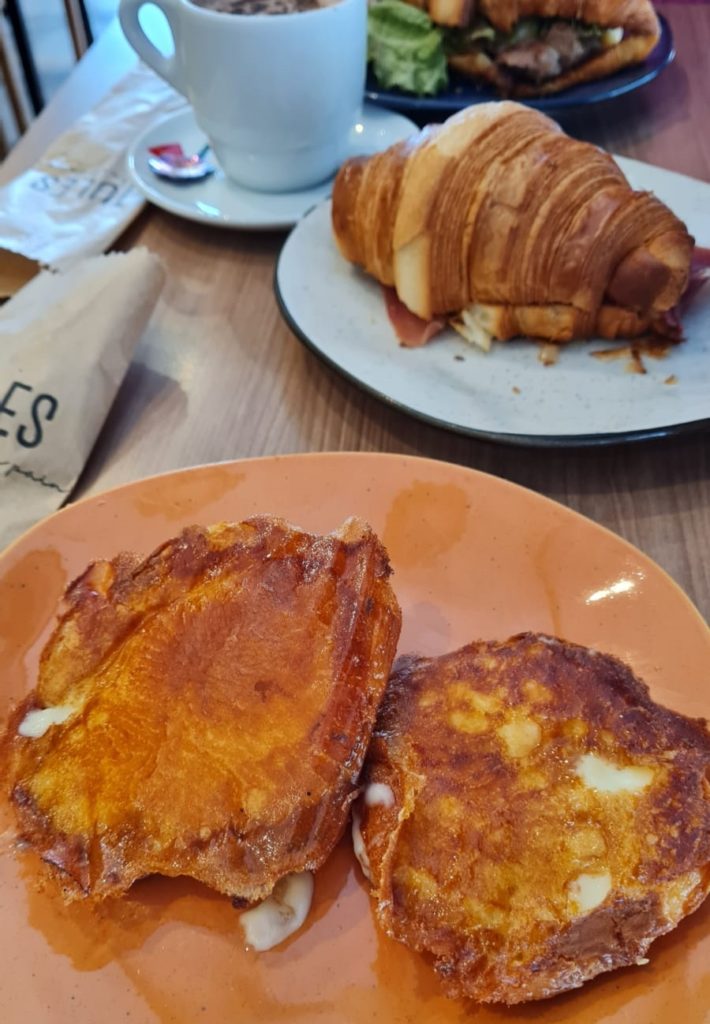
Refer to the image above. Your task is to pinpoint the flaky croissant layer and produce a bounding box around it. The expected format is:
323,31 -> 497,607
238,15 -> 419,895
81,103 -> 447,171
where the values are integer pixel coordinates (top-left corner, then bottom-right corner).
332,102 -> 693,343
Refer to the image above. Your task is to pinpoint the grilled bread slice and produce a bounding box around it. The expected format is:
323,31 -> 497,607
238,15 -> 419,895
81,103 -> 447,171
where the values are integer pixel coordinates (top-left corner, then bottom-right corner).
2,516 -> 401,903
355,632 -> 710,1003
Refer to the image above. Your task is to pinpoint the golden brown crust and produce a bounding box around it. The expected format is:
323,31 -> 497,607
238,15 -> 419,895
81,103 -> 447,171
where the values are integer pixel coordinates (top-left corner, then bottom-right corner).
420,0 -> 659,35
331,156 -> 369,268
358,633 -> 710,1004
2,516 -> 401,903
332,138 -> 422,287
477,0 -> 658,36
428,0 -> 475,26
452,301 -> 672,342
331,103 -> 693,339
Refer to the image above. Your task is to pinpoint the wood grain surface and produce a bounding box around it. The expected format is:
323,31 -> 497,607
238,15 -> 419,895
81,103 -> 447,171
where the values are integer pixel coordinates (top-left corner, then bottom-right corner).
2,4 -> 709,620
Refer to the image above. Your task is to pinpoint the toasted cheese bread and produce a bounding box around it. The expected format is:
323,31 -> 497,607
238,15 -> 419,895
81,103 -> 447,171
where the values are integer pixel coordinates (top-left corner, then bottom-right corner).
355,633 -> 710,1004
2,516 -> 401,903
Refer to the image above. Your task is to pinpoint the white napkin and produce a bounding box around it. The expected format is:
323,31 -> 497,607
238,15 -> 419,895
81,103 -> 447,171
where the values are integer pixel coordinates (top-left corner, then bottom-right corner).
0,63 -> 185,295
0,248 -> 165,550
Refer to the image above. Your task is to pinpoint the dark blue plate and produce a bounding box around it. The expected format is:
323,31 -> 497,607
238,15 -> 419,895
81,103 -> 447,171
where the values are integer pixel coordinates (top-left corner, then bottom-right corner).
365,14 -> 674,116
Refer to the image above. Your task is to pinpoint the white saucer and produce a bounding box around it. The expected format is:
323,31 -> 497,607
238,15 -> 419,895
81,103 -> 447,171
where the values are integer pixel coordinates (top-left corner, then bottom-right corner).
127,104 -> 417,231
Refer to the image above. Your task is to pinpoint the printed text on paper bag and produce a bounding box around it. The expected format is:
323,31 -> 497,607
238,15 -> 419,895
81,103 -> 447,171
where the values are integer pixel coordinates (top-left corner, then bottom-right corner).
0,381 -> 58,448
31,169 -> 138,207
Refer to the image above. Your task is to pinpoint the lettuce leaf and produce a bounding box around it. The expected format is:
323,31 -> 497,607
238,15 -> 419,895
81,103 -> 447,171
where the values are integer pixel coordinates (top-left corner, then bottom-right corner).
368,1 -> 448,96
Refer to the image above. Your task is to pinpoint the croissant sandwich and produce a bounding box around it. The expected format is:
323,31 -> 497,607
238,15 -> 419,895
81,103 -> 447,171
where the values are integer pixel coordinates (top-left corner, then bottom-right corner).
332,102 -> 694,348
368,0 -> 661,98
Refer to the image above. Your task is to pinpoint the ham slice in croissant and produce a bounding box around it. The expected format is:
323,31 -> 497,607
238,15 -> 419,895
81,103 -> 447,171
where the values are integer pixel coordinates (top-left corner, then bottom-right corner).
414,0 -> 661,97
332,102 -> 693,346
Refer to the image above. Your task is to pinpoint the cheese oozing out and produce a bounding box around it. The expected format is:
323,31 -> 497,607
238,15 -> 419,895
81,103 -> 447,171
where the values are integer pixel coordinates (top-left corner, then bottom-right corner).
602,26 -> 624,47
568,871 -> 612,914
351,810 -> 371,880
364,782 -> 395,808
451,304 -> 495,352
18,705 -> 74,738
575,753 -> 654,794
239,871 -> 314,952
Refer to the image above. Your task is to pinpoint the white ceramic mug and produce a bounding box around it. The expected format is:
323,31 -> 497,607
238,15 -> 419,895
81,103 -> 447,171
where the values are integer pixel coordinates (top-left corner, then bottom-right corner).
119,0 -> 366,192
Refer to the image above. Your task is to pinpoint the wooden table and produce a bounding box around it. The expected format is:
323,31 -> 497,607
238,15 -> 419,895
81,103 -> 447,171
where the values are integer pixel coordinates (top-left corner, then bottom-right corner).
2,5 -> 709,620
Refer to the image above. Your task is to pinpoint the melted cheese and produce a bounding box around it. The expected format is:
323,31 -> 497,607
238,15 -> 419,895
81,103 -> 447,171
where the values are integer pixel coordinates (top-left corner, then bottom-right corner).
364,783 -> 394,808
576,753 -> 653,793
497,718 -> 541,758
351,810 -> 371,880
18,705 -> 74,738
661,869 -> 702,922
602,27 -> 623,47
568,871 -> 612,914
451,305 -> 494,352
239,871 -> 313,952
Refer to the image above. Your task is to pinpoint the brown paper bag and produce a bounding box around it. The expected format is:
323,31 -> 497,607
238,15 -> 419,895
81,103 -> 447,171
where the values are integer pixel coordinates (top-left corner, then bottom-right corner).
0,248 -> 165,550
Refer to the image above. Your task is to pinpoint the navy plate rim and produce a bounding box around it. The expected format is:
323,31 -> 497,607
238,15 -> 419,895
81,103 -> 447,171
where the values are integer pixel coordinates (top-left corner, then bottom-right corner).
365,14 -> 675,116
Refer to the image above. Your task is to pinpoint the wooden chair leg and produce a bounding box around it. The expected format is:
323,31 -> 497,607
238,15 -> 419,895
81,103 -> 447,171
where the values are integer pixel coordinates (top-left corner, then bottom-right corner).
0,29 -> 29,133
63,0 -> 93,60
3,0 -> 42,112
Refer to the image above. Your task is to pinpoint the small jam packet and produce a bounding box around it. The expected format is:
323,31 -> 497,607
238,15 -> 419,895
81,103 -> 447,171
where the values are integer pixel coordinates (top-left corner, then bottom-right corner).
0,63 -> 185,297
0,249 -> 165,550
148,143 -> 186,160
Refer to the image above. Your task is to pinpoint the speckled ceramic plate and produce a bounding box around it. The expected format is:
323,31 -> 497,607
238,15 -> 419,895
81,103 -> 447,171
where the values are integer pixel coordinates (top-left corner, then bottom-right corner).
0,453 -> 708,1022
275,158 -> 710,446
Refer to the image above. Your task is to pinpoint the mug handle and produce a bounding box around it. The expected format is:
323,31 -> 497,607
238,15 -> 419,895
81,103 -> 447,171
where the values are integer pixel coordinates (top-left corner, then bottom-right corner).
119,0 -> 183,93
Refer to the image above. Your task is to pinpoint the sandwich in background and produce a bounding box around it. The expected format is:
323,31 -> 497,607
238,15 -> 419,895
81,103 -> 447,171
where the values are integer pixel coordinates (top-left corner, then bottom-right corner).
368,0 -> 661,97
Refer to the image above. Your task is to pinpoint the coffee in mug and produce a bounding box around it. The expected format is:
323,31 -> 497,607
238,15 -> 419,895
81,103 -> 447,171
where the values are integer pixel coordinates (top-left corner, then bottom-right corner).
190,0 -> 329,13
119,0 -> 366,192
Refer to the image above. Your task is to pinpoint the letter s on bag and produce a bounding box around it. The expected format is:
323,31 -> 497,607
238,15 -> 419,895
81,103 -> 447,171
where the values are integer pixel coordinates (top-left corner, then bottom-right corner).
17,393 -> 59,449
